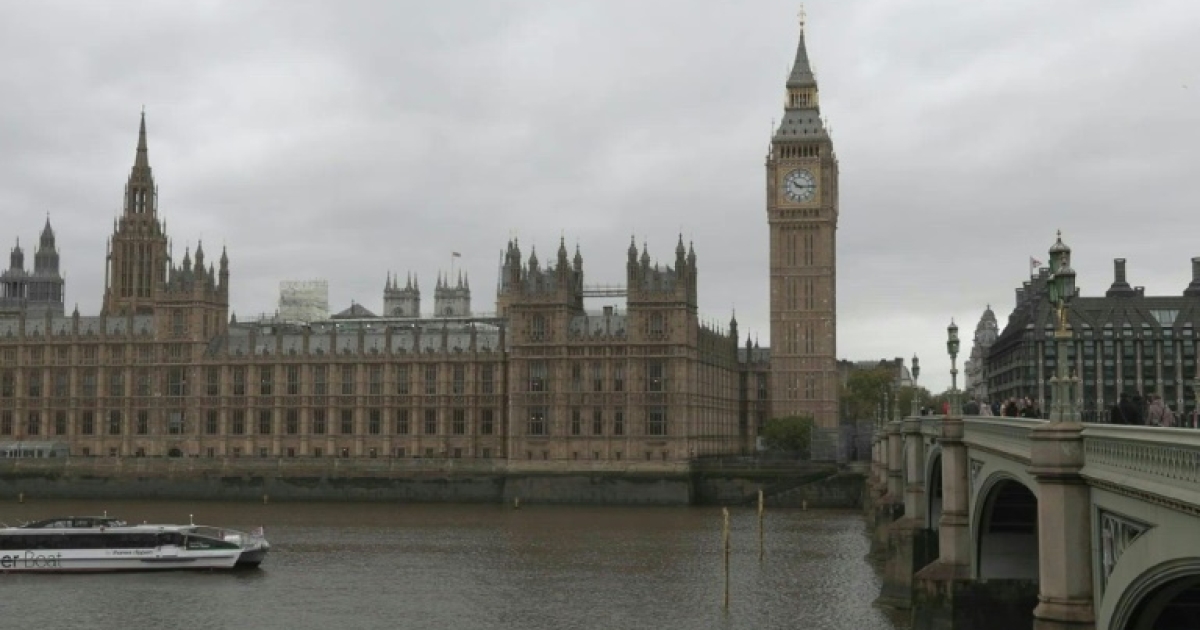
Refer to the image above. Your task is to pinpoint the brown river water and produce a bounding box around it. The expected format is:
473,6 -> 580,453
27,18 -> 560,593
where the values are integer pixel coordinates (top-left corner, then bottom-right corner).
0,500 -> 902,630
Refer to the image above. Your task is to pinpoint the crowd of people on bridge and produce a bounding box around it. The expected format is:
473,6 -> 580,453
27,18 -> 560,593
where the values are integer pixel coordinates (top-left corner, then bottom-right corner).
918,393 -> 1198,427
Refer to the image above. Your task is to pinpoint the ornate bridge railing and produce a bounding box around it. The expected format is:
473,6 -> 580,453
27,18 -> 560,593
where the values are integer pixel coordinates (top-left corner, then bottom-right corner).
1081,425 -> 1200,514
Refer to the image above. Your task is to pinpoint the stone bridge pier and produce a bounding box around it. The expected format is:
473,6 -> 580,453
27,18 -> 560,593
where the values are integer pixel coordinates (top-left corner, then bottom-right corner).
867,413 -> 1200,630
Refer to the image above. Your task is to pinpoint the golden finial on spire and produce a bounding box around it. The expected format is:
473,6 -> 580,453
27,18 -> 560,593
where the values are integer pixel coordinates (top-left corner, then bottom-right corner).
798,5 -> 806,32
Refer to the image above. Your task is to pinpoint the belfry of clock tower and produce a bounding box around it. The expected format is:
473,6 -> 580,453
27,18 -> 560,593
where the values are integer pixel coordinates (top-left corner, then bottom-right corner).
766,20 -> 839,430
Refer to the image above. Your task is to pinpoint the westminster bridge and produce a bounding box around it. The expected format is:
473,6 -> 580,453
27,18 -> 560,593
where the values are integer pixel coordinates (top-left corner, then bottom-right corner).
868,413 -> 1200,630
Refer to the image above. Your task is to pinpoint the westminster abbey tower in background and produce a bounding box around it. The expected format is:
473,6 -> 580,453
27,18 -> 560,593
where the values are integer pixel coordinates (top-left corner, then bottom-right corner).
767,22 -> 840,429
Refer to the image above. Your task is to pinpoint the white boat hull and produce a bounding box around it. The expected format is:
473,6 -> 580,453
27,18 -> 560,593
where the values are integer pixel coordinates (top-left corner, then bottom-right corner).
1,548 -> 240,573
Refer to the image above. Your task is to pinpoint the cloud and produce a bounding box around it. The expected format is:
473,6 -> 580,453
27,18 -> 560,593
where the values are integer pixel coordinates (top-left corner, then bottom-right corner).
0,0 -> 1197,394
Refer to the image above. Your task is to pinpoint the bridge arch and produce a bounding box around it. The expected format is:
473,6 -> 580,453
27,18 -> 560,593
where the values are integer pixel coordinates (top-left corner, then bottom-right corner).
972,472 -> 1038,580
1102,521 -> 1200,630
1109,558 -> 1200,630
924,445 -> 943,529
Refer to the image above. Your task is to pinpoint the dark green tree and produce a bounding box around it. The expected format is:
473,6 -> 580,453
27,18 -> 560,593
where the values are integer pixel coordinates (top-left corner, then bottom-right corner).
841,368 -> 896,422
897,386 -> 934,416
761,415 -> 815,454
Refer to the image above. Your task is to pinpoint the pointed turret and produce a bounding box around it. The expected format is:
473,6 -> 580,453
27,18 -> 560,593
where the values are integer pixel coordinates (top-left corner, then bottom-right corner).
39,216 -> 55,249
34,216 -> 60,276
775,17 -> 825,138
9,239 -> 24,271
557,236 -> 569,268
135,110 -> 149,169
573,244 -> 583,272
123,111 -> 157,218
786,20 -> 816,89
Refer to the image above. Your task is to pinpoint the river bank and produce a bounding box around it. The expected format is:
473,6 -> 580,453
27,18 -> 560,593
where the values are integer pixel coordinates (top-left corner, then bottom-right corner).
0,457 -> 865,507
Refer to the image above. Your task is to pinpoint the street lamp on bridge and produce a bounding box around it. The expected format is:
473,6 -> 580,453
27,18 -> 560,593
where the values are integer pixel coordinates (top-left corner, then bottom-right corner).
910,354 -> 920,417
1047,231 -> 1079,424
947,319 -> 961,415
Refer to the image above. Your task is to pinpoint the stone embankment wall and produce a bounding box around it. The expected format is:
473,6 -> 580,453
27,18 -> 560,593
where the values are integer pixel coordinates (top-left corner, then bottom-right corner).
0,458 -> 863,507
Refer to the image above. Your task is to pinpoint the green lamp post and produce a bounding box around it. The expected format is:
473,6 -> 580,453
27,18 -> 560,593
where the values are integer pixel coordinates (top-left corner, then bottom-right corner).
947,319 -> 961,415
1193,373 -> 1199,428
1047,231 -> 1078,424
911,355 -> 921,417
892,374 -> 900,422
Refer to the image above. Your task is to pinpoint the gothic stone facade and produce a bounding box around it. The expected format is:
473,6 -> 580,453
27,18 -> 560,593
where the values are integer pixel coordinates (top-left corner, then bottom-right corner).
0,115 -> 758,464
767,27 -> 839,429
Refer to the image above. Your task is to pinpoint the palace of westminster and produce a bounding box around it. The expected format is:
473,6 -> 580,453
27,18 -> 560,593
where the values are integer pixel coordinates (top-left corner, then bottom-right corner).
0,27 -> 842,463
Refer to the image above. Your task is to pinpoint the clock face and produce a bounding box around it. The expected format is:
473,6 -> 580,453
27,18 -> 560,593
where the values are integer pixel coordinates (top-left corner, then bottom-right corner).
783,169 -> 816,202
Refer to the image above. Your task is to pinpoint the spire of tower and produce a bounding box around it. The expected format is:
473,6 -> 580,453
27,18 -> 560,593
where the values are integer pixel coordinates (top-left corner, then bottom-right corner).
40,215 -> 54,245
787,14 -> 816,88
135,110 -> 149,170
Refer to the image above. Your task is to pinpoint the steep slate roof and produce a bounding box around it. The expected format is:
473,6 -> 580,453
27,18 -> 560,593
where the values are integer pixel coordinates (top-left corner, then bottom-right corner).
990,267 -> 1200,360
332,303 -> 377,319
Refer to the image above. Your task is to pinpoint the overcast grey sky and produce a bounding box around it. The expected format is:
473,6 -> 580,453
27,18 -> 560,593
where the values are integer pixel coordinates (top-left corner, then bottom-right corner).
0,0 -> 1198,393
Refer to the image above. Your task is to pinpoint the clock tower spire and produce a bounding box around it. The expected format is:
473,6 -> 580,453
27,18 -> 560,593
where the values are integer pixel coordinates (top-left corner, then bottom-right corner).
766,15 -> 839,431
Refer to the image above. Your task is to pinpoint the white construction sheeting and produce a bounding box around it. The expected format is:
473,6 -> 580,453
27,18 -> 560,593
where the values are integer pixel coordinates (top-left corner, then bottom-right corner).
278,280 -> 329,323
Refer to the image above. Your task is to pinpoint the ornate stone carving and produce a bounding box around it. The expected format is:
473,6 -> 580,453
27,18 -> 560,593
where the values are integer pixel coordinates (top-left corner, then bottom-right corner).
1099,509 -> 1150,593
970,458 -> 983,485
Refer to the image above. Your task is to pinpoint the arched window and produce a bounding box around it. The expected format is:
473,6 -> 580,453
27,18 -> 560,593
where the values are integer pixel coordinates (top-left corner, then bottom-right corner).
648,313 -> 665,337
531,315 -> 546,341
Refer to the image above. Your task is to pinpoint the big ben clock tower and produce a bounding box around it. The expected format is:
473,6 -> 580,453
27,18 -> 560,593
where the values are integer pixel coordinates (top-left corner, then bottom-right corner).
767,17 -> 839,430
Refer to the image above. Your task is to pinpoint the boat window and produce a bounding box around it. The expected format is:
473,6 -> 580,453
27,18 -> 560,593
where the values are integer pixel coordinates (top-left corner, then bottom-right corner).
0,532 -> 160,550
157,532 -> 185,547
185,536 -> 240,550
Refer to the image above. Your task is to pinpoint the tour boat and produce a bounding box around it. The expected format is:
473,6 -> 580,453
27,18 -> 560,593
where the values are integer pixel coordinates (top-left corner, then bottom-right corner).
0,515 -> 270,573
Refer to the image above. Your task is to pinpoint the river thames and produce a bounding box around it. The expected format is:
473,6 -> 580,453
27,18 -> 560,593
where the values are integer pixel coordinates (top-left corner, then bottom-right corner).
0,500 -> 902,630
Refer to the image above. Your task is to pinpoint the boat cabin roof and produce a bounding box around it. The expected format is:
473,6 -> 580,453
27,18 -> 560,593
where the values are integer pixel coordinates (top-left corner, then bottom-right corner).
18,516 -> 128,529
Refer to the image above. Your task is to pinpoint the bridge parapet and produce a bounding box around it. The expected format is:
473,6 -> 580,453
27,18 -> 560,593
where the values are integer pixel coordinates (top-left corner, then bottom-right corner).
918,415 -> 942,439
1082,425 -> 1200,513
964,417 -> 1045,464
